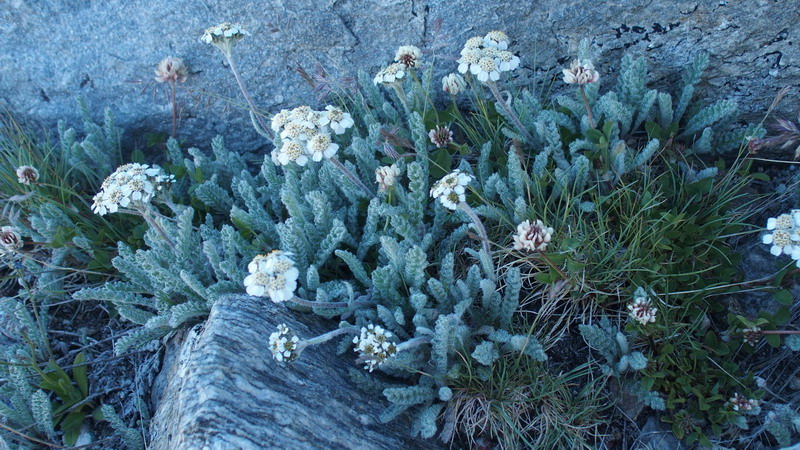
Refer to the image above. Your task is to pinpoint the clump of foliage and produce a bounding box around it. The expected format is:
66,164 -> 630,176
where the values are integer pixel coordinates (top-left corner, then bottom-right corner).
3,24 -> 798,450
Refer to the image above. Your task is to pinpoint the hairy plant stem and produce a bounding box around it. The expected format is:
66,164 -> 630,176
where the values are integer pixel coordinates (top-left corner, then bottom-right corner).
397,335 -> 433,352
140,206 -> 176,250
224,51 -> 273,139
457,202 -> 494,275
390,83 -> 411,115
486,81 -> 534,143
301,326 -> 360,348
329,156 -> 375,197
580,85 -> 596,129
289,295 -> 373,310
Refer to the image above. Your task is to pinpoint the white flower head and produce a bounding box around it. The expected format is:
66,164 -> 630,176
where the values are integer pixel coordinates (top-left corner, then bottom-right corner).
428,125 -> 453,148
276,140 -> 309,167
306,133 -> 339,162
353,324 -> 398,372
766,213 -> 794,231
497,51 -> 520,72
562,59 -> 600,85
201,22 -> 248,53
462,36 -> 485,52
0,226 -> 23,256
154,57 -> 187,83
269,323 -> 301,363
91,163 -> 174,216
15,165 -> 39,185
512,219 -> 554,253
730,393 -> 759,412
430,169 -> 472,200
319,105 -> 354,135
394,45 -> 422,68
627,288 -> 658,325
373,63 -> 406,86
457,49 -> 482,75
442,73 -> 467,95
483,30 -> 510,50
471,55 -> 501,83
271,109 -> 292,133
375,165 -> 400,192
244,250 -> 299,303
762,227 -> 798,257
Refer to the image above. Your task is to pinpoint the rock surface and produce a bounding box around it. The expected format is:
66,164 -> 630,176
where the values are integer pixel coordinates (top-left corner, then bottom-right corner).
149,294 -> 432,449
0,0 -> 798,153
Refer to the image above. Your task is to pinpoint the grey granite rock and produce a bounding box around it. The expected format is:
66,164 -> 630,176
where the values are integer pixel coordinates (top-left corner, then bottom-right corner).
0,0 -> 797,154
150,294 -> 432,449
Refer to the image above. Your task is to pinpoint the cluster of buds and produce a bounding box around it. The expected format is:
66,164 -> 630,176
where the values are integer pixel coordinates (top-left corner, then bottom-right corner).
762,211 -> 800,266
730,393 -> 759,412
154,57 -> 188,84
269,323 -> 301,363
430,170 -> 473,210
269,105 -> 354,166
428,125 -> 453,148
375,165 -> 400,192
562,59 -> 600,85
512,219 -> 554,253
742,326 -> 762,346
201,22 -> 248,54
0,226 -> 22,257
627,287 -> 658,325
16,166 -> 39,185
456,31 -> 520,83
91,163 -> 174,216
244,251 -> 300,303
353,324 -> 398,372
373,63 -> 406,86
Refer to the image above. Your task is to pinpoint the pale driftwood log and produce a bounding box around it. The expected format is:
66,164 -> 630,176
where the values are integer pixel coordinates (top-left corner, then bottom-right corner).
150,294 -> 433,449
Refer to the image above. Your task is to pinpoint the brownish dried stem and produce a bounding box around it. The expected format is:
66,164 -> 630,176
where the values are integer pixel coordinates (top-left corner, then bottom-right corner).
329,156 -> 375,197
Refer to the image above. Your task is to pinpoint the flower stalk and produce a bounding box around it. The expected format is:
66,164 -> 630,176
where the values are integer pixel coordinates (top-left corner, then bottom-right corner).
486,81 -> 534,143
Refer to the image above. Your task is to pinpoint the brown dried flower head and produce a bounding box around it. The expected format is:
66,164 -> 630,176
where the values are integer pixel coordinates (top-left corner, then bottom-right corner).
154,57 -> 188,83
428,125 -> 453,148
15,165 -> 39,185
0,226 -> 22,256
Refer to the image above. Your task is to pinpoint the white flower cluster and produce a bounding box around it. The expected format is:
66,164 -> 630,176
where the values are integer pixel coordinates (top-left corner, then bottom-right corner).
269,323 -> 300,363
375,164 -> 400,192
0,226 -> 22,257
762,211 -> 800,265
244,251 -> 300,303
16,165 -> 39,185
373,63 -> 406,86
730,393 -> 759,412
91,163 -> 174,216
456,31 -> 520,83
627,288 -> 658,325
352,324 -> 397,372
512,219 -> 554,252
269,105 -> 353,167
430,170 -> 472,210
442,73 -> 466,95
201,22 -> 248,47
562,59 -> 600,85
